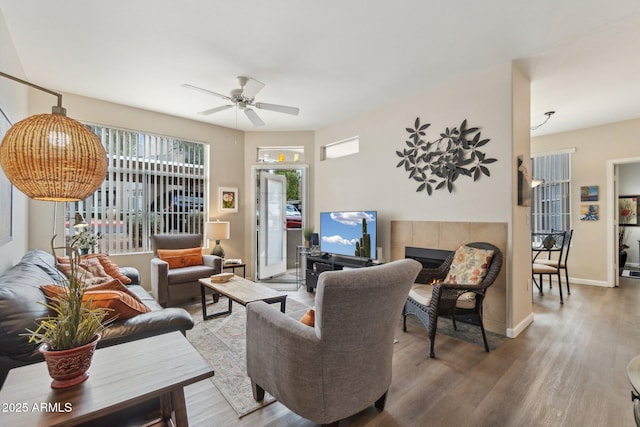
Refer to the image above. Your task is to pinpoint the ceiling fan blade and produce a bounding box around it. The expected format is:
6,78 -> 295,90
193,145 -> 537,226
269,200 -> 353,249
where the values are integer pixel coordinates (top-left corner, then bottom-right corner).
241,77 -> 265,100
244,108 -> 265,127
198,105 -> 233,115
255,102 -> 300,116
182,83 -> 231,101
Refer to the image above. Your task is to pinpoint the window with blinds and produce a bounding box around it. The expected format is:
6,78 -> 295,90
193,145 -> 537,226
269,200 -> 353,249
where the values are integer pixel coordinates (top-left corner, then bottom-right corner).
531,151 -> 572,233
65,124 -> 208,255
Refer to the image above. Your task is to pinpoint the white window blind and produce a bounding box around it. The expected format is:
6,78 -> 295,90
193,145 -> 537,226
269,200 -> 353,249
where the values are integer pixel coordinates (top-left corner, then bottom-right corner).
65,124 -> 207,255
531,151 -> 572,232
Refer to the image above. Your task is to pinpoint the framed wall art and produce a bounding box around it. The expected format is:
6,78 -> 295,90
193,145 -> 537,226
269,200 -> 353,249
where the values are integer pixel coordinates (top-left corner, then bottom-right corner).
580,204 -> 598,221
219,187 -> 238,213
580,185 -> 599,202
619,195 -> 639,226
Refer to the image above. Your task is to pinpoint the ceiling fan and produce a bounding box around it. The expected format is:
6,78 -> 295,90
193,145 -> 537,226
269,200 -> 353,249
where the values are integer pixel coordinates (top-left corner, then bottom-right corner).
182,76 -> 299,127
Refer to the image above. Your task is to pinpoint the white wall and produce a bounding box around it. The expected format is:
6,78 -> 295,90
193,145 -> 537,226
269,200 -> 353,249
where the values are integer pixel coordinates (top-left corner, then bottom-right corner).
0,9 -> 29,273
619,162 -> 640,266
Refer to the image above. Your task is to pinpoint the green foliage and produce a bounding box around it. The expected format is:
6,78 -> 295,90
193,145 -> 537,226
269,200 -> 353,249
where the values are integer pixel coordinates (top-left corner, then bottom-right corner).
275,170 -> 301,201
396,117 -> 496,195
25,249 -> 112,350
303,227 -> 314,241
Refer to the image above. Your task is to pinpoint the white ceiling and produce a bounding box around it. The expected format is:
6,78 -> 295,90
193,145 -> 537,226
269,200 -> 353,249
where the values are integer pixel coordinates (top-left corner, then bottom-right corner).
1,0 -> 639,135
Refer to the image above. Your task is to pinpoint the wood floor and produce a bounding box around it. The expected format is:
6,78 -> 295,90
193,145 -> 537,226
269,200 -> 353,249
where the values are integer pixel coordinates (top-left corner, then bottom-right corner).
183,277 -> 640,427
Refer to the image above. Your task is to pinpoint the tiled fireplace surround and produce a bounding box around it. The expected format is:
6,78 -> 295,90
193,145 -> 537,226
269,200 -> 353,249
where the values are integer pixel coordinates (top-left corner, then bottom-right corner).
390,221 -> 508,335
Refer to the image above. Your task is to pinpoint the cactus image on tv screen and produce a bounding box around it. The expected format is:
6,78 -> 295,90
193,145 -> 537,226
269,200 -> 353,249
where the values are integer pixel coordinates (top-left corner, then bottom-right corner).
319,211 -> 377,259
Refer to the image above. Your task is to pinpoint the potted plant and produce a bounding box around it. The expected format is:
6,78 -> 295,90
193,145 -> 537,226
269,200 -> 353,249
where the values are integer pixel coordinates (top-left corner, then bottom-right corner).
25,238 -> 112,389
73,228 -> 102,255
303,227 -> 314,248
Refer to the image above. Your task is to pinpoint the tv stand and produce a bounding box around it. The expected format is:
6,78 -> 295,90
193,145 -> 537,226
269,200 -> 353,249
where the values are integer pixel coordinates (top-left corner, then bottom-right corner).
305,254 -> 374,292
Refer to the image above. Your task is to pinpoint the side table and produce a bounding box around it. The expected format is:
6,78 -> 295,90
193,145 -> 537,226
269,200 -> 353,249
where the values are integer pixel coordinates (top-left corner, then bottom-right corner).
0,332 -> 213,427
223,262 -> 246,278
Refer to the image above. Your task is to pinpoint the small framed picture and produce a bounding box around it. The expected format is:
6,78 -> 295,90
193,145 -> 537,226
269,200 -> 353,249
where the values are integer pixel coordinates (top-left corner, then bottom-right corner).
580,185 -> 598,202
580,204 -> 598,221
219,187 -> 238,213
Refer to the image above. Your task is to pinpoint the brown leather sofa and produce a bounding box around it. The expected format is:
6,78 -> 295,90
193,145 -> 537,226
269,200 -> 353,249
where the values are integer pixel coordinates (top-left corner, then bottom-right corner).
0,249 -> 194,387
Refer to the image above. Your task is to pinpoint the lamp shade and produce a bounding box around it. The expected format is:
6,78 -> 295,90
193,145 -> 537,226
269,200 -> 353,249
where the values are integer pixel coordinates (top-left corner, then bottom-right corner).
206,221 -> 230,241
0,113 -> 108,201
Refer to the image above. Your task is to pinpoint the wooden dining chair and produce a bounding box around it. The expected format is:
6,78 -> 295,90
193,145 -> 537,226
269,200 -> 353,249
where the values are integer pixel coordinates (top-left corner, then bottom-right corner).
532,231 -> 566,304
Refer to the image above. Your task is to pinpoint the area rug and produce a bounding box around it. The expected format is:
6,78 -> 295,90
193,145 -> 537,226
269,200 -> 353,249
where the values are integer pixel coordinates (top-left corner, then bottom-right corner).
182,297 -> 308,418
622,269 -> 640,279
405,315 -> 507,351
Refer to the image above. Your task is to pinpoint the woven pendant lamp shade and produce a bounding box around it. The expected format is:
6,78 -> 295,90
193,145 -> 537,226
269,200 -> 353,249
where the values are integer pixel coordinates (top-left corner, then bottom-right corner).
0,113 -> 107,201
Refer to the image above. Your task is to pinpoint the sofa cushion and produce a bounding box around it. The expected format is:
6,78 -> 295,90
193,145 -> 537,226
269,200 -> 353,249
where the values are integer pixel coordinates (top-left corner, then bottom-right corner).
167,265 -> 217,285
444,245 -> 494,285
157,247 -> 203,269
41,284 -> 151,321
408,284 -> 476,309
300,309 -> 315,327
58,254 -> 133,285
0,260 -> 57,359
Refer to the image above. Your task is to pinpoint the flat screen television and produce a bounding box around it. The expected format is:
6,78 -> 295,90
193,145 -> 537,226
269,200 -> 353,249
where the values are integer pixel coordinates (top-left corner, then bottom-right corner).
319,211 -> 377,259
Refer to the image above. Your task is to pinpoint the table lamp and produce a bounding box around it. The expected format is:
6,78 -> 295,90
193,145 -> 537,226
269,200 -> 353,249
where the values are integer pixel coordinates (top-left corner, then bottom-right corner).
206,220 -> 230,258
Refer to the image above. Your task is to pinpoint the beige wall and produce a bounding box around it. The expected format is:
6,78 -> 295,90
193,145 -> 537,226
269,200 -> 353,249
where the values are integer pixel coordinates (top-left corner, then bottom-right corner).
25,91 -> 245,289
532,118 -> 640,286
510,64 -> 535,335
314,62 -> 532,335
390,221 -> 508,334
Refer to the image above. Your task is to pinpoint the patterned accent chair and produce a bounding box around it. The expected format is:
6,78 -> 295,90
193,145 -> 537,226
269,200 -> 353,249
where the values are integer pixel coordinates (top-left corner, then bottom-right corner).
402,242 -> 503,358
246,259 -> 422,426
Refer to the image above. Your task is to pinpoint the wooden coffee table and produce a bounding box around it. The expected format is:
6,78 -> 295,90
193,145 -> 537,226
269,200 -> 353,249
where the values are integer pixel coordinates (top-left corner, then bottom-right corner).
199,275 -> 287,320
0,332 -> 213,427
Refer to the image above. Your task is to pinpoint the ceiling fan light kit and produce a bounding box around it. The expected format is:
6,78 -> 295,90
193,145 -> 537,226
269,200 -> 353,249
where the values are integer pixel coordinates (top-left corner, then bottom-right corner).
183,76 -> 299,127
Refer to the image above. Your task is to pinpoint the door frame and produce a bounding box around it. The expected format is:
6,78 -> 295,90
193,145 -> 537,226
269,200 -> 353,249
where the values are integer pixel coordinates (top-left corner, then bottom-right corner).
607,156 -> 640,287
250,164 -> 309,282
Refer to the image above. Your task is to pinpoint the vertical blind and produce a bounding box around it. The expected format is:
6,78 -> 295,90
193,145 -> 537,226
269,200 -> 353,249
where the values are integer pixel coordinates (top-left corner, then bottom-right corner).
65,124 -> 207,255
531,151 -> 572,232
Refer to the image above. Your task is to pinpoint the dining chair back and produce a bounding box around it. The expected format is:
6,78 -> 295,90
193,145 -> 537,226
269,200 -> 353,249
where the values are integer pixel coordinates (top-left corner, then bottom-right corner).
532,231 -> 567,303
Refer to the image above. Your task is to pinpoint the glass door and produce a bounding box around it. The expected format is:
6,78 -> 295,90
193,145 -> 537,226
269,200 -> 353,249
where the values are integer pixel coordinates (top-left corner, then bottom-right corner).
257,171 -> 287,279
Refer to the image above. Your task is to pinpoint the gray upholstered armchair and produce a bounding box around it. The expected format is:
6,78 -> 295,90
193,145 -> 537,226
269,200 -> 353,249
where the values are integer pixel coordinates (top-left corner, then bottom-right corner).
246,259 -> 422,426
150,234 -> 222,307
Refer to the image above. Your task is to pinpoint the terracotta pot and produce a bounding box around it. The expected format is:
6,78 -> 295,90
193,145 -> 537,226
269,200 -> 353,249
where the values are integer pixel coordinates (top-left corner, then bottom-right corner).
39,334 -> 100,389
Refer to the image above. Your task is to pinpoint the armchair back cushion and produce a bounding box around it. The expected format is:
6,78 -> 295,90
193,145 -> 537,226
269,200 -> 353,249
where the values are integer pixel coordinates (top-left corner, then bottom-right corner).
247,259 -> 422,424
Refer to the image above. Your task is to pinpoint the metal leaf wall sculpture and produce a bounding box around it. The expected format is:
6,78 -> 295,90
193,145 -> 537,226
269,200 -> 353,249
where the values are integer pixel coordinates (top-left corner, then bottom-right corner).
395,117 -> 496,195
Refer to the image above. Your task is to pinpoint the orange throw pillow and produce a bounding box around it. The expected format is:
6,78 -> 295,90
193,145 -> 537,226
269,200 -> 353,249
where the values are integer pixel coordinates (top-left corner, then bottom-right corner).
300,308 -> 315,327
157,247 -> 204,269
41,284 -> 150,321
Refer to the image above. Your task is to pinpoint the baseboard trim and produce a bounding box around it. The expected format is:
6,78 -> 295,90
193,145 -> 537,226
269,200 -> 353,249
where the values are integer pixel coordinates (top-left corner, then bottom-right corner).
507,312 -> 534,338
537,275 -> 612,288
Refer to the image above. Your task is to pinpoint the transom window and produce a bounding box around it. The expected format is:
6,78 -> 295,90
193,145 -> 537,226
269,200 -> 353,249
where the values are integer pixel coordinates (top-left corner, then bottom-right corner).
65,124 -> 208,255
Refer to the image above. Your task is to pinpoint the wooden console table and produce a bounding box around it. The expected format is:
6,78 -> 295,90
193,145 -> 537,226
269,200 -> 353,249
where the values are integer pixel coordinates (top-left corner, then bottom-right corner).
0,332 -> 213,427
